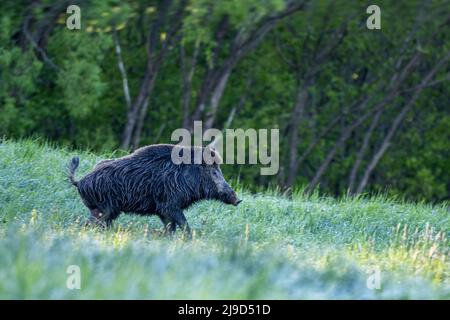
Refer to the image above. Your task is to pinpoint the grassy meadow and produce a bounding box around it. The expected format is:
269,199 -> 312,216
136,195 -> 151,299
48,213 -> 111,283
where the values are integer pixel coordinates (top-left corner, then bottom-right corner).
0,139 -> 448,299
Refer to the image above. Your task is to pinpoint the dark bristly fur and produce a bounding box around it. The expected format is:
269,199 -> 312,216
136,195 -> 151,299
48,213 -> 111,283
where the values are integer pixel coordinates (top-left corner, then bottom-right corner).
68,144 -> 241,234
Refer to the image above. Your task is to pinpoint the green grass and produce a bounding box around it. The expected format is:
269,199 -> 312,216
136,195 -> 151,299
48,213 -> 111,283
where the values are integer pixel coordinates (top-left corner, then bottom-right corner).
0,139 -> 448,299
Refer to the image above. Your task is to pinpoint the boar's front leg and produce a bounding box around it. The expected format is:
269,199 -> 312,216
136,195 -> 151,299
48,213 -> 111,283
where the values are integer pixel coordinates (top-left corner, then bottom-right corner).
159,215 -> 176,234
173,210 -> 191,237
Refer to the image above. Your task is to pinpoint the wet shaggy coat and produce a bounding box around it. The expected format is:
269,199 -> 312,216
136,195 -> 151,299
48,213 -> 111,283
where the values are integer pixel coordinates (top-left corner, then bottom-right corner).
68,144 -> 240,233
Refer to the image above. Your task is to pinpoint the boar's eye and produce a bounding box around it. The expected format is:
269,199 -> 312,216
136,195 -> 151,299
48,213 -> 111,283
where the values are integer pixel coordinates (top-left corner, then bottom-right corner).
212,169 -> 221,177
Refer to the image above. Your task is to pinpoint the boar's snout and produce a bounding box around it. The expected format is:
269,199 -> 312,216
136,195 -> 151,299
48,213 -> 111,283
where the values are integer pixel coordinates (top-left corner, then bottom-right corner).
220,187 -> 242,206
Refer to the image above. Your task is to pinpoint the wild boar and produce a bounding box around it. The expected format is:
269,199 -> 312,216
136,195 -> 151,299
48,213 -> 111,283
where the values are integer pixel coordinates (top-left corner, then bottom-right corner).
68,144 -> 241,234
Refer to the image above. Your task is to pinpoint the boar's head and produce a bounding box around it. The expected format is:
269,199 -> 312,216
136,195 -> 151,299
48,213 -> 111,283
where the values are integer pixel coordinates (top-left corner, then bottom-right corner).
183,147 -> 242,206
205,163 -> 242,206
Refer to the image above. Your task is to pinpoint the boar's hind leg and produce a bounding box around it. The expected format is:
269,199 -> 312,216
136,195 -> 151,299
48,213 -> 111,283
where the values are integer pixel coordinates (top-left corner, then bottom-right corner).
86,209 -> 102,226
88,208 -> 119,228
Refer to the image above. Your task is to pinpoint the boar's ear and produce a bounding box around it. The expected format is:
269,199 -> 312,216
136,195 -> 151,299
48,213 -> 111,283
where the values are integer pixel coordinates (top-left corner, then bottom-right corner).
204,146 -> 222,165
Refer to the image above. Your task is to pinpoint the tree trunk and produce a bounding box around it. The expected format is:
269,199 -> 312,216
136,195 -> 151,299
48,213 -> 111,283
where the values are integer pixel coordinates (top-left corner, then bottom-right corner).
180,43 -> 199,128
203,66 -> 233,130
347,108 -> 383,194
120,71 -> 155,150
285,83 -> 309,188
190,1 -> 305,131
306,105 -> 375,193
293,113 -> 343,180
355,51 -> 450,193
306,50 -> 423,193
113,28 -> 132,110
120,0 -> 186,149
132,78 -> 155,150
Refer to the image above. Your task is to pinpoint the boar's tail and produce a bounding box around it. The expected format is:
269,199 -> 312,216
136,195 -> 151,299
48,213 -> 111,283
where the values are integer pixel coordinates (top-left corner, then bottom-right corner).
68,156 -> 80,187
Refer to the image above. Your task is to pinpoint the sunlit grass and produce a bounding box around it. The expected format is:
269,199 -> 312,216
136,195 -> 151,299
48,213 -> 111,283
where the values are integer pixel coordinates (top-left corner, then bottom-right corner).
0,139 -> 448,299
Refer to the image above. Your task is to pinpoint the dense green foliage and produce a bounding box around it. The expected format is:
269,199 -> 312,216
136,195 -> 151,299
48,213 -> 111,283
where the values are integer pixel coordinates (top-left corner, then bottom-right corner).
0,0 -> 449,201
0,139 -> 448,298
